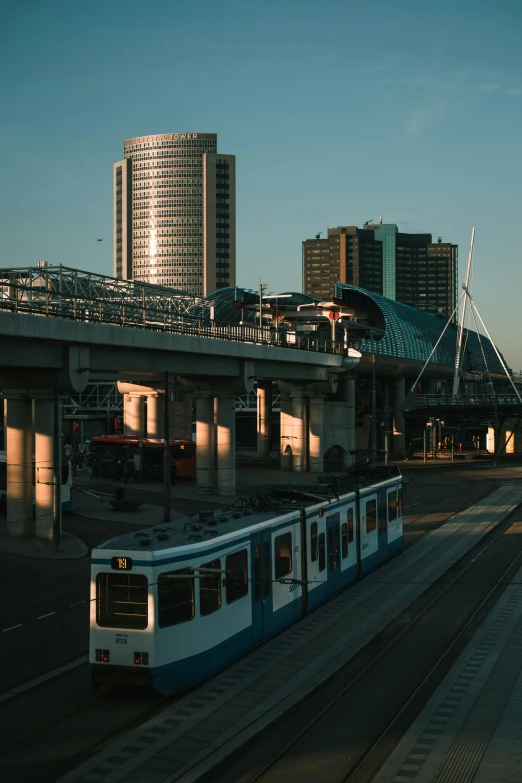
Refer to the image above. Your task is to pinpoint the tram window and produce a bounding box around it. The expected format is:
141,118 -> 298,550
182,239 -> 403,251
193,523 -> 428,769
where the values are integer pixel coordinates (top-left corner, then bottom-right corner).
310,522 -> 318,562
263,541 -> 271,597
200,558 -> 221,616
254,546 -> 261,602
347,508 -> 354,542
158,568 -> 194,627
388,491 -> 397,522
274,532 -> 292,579
96,573 -> 148,630
341,523 -> 348,559
398,488 -> 404,516
379,495 -> 387,530
318,533 -> 326,572
226,550 -> 248,604
366,500 -> 377,534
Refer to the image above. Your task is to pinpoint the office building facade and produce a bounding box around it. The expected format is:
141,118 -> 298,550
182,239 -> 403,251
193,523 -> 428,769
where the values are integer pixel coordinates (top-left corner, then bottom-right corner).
303,223 -> 458,320
114,133 -> 236,297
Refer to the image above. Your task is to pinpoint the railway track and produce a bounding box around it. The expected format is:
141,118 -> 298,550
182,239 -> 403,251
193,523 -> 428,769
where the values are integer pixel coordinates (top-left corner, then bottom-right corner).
200,505 -> 522,783
0,466 -> 509,783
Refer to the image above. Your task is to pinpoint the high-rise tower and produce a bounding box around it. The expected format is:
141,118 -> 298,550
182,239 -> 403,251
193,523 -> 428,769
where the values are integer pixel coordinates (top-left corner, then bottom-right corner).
114,132 -> 236,297
303,223 -> 458,321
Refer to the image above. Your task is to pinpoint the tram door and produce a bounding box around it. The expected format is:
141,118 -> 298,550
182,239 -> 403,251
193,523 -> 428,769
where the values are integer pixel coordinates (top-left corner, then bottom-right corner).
326,513 -> 341,594
251,533 -> 273,645
378,492 -> 388,564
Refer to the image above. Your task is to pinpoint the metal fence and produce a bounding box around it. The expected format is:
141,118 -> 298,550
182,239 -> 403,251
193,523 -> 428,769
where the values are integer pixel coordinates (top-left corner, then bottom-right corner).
0,266 -> 348,356
408,394 -> 522,409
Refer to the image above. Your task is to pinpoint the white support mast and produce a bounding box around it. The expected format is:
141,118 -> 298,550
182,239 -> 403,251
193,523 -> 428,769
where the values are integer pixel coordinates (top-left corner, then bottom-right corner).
452,227 -> 475,397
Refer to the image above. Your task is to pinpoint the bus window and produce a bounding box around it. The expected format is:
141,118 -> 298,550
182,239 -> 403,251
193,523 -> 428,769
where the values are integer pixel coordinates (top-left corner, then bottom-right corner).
171,443 -> 195,459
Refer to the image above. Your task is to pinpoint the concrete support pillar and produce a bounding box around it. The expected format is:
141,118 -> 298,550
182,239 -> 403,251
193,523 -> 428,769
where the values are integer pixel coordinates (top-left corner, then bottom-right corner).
34,399 -> 55,541
291,393 -> 307,472
124,394 -> 145,437
6,398 -> 33,537
171,394 -> 193,441
146,394 -> 164,439
309,395 -> 325,473
393,377 -> 406,459
256,385 -> 270,458
195,394 -> 215,494
217,395 -> 236,495
280,394 -> 293,470
341,377 -> 356,469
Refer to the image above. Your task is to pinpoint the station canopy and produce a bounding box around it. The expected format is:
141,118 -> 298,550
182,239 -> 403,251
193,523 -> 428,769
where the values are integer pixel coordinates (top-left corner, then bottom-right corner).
334,284 -> 506,375
187,284 -> 507,376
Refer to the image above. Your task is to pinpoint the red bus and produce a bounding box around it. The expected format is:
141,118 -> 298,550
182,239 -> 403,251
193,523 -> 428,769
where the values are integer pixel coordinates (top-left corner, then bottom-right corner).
90,436 -> 196,483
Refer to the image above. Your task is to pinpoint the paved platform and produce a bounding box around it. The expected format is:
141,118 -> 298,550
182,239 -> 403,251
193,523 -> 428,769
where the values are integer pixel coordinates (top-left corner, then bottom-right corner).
73,457 -> 369,506
0,515 -> 87,559
375,542 -> 522,782
0,529 -> 87,559
57,484 -> 522,783
72,487 -> 188,527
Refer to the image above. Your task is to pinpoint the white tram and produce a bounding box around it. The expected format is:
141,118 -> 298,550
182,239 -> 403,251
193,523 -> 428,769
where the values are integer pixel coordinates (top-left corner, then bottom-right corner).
90,468 -> 403,696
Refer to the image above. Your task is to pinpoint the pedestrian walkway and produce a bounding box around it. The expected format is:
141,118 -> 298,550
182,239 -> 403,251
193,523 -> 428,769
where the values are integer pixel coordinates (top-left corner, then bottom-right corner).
0,518 -> 87,559
72,486 -> 188,526
57,484 -> 522,783
375,542 -> 522,782
73,457 -> 352,506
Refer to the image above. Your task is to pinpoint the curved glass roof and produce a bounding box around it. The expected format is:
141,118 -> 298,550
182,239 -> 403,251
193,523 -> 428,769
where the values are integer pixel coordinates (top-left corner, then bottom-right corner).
334,284 -> 506,374
186,286 -> 250,325
187,288 -> 319,325
186,284 -> 506,375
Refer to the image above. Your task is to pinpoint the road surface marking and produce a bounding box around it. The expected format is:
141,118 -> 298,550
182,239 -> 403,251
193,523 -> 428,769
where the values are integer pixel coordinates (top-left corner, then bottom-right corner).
2,624 -> 22,633
37,612 -> 56,619
0,655 -> 89,704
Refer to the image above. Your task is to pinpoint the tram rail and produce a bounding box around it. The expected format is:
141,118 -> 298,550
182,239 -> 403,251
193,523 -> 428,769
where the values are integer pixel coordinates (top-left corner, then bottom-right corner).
201,505 -> 522,783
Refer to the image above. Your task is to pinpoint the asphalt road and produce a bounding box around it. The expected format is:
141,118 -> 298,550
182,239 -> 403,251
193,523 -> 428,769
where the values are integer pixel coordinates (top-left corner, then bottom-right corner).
0,464 -> 509,694
0,463 -> 519,783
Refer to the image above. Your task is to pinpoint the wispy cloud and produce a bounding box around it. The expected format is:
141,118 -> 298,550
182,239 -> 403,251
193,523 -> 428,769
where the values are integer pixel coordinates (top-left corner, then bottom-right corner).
475,82 -> 502,94
404,101 -> 447,136
368,65 -> 520,136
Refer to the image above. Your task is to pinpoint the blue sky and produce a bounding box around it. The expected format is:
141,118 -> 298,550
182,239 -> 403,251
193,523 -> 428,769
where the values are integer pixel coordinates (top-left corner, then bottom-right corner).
2,0 -> 522,367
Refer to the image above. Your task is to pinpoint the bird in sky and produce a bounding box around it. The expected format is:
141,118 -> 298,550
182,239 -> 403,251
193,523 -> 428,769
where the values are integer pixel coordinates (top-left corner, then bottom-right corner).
94,237 -> 104,242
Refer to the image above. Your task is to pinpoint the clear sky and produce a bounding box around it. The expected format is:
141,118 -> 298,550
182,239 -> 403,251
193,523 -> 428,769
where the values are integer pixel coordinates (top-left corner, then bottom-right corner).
2,0 -> 522,367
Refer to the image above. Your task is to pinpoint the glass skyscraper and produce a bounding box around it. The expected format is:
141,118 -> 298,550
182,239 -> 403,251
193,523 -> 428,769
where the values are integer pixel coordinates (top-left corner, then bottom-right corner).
114,132 -> 235,297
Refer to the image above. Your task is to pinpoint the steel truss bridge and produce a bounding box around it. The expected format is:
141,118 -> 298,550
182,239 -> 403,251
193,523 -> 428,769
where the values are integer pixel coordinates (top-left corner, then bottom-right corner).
63,383 -> 281,420
0,265 -> 347,356
403,393 -> 522,415
0,264 -> 196,323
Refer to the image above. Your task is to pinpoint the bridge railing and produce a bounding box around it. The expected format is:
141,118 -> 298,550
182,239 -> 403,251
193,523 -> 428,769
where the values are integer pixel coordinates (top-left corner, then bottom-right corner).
408,394 -> 522,409
0,279 -> 348,356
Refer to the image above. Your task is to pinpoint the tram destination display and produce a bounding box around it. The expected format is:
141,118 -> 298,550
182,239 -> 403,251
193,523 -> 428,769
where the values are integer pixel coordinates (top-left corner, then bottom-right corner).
111,556 -> 133,571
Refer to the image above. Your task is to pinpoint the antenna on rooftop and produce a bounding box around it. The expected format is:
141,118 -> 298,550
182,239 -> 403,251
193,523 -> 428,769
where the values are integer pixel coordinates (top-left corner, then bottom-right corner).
315,232 -> 322,239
